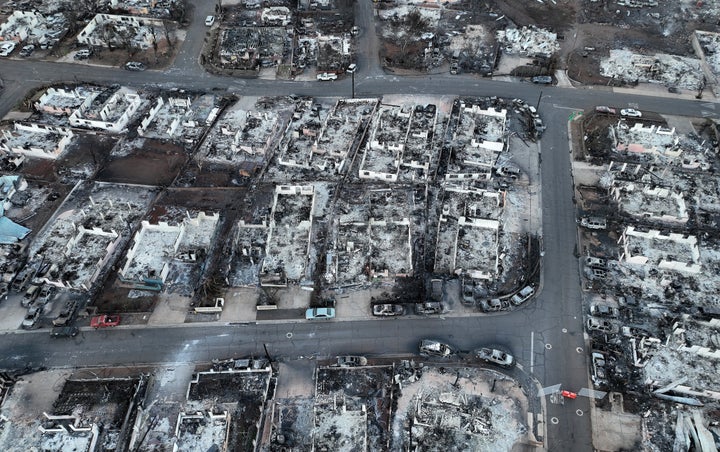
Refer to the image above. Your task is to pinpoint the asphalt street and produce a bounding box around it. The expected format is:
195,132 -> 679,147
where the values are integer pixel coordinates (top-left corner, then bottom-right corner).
0,8 -> 717,450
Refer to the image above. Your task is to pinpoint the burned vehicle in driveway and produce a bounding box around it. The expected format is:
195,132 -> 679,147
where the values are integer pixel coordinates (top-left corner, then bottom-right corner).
372,303 -> 404,316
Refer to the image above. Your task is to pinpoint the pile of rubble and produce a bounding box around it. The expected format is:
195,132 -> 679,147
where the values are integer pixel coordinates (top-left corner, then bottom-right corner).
600,49 -> 704,90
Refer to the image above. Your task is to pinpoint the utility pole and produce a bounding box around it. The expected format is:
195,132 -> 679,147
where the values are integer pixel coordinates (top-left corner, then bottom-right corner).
351,71 -> 355,99
263,343 -> 273,363
535,90 -> 543,111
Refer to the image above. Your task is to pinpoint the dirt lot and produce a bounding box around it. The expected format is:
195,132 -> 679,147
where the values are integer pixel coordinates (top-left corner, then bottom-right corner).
96,139 -> 188,186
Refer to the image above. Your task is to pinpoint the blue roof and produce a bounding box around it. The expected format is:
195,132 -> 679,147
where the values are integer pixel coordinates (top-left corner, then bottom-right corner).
0,216 -> 30,244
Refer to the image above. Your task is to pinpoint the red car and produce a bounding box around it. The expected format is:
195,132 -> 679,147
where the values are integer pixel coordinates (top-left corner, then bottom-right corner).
90,314 -> 121,329
561,390 -> 578,399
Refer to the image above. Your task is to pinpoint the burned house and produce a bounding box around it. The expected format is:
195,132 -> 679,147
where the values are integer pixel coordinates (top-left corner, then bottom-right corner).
359,104 -> 414,182
601,49 -> 705,90
618,227 -> 701,274
434,186 -> 503,280
34,87 -> 97,116
77,14 -> 167,50
313,98 -> 378,174
26,182 -> 155,291
136,94 -> 215,146
118,211 -> 220,290
0,123 -> 75,160
446,102 -> 507,181
217,27 -> 287,70
182,362 -> 273,451
327,187 -> 415,287
69,86 -> 143,133
0,10 -> 68,48
260,185 -> 315,287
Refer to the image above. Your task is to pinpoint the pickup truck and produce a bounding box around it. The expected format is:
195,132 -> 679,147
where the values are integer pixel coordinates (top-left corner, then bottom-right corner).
90,314 -> 121,329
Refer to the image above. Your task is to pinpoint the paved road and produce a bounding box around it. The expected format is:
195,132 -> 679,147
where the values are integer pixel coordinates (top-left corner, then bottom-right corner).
0,11 -> 717,451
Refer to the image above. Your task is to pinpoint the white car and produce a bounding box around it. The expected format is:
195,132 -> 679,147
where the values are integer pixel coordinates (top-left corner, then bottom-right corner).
510,285 -> 535,305
0,41 -> 16,57
591,352 -> 607,386
620,108 -> 642,118
316,72 -> 337,81
205,15 -> 215,26
346,63 -> 357,73
419,339 -> 454,357
474,348 -> 515,367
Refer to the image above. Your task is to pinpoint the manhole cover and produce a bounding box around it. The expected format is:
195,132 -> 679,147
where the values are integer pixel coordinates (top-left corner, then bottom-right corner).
545,343 -> 552,350
551,417 -> 559,425
286,332 -> 293,339
576,410 -> 584,416
576,347 -> 583,353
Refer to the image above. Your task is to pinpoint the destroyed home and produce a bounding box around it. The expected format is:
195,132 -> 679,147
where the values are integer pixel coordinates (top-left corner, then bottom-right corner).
277,98 -> 324,170
496,26 -> 559,58
27,182 -> 155,291
314,98 -> 378,174
610,121 -> 712,170
315,33 -> 353,73
216,27 -> 288,70
376,5 -> 442,70
268,97 -> 378,179
77,14 -> 167,50
174,411 -> 231,451
40,376 -> 146,452
359,104 -> 414,182
289,0 -> 357,74
446,102 -> 507,180
446,24 -> 496,76
600,49 -> 704,90
108,0 -> 181,18
136,93 -> 216,145
400,103 -> 439,181
69,86 -> 143,133
33,87 -> 97,116
229,218 -> 269,288
118,211 -> 220,290
261,6 -> 292,27
618,227 -> 701,274
0,10 -> 68,48
327,187 -> 416,287
609,180 -> 689,225
0,122 -> 75,159
183,361 -> 273,451
314,364 -> 394,451
391,364 -> 531,450
434,186 -> 502,280
261,185 -> 315,287
198,98 -> 289,173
